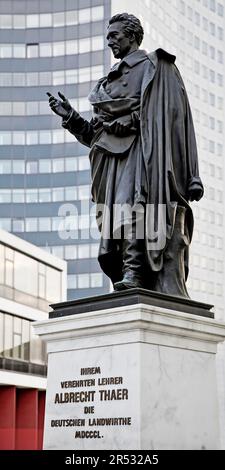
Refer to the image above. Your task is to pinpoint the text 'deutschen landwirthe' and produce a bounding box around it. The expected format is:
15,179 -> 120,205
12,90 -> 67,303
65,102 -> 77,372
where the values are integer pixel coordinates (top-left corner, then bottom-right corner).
51,367 -> 132,440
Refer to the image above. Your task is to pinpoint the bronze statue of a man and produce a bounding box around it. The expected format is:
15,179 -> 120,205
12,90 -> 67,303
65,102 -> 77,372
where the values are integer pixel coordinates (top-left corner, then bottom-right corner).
47,13 -> 203,297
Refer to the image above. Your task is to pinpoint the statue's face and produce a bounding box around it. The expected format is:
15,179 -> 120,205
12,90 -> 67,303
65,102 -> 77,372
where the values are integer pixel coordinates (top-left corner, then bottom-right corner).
106,22 -> 133,59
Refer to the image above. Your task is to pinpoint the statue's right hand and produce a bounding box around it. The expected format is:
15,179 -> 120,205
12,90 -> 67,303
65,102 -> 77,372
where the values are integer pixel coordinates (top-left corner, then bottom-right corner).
46,91 -> 73,119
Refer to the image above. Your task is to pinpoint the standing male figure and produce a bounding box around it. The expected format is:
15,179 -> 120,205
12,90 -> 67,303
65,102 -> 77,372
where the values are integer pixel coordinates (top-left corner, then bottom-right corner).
47,13 -> 203,296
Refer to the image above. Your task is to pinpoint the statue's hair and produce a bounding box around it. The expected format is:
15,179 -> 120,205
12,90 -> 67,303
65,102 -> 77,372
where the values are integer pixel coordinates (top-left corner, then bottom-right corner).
108,13 -> 144,46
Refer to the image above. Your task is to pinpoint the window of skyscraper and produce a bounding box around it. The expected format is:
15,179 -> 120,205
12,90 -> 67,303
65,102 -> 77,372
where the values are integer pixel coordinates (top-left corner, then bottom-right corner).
39,101 -> 49,115
90,244 -> 99,258
79,38 -> 91,54
39,131 -> 51,145
39,218 -> 51,231
13,73 -> 26,86
12,160 -> 25,174
78,244 -> 90,259
39,160 -> 51,173
53,42 -> 65,56
52,159 -> 64,173
13,132 -> 25,145
0,219 -> 11,231
13,102 -> 25,115
210,0 -> 216,11
65,187 -> 77,201
39,43 -> 52,57
65,245 -> 77,259
218,51 -> 223,63
91,273 -> 103,288
26,160 -> 38,174
39,72 -> 52,86
26,132 -> 38,145
53,130 -> 64,144
217,96 -> 223,109
27,14 -> 39,28
65,69 -> 77,84
209,93 -> 215,106
78,274 -> 89,289
0,44 -> 12,58
13,15 -> 26,28
217,3 -> 224,15
13,219 -> 25,232
217,73 -> 223,86
78,186 -> 90,200
26,101 -> 39,115
0,73 -> 12,86
40,13 -> 52,27
26,218 -> 38,232
79,215 -> 90,229
51,246 -> 64,258
0,161 -> 11,174
66,10 -> 78,26
66,40 -> 78,55
78,157 -> 90,171
27,72 -> 39,86
0,15 -> 12,28
78,97 -> 91,112
92,36 -> 104,50
217,27 -> 223,39
53,12 -> 65,27
53,70 -> 65,85
52,188 -> 64,202
13,45 -> 26,58
26,43 -> 39,58
0,191 -> 11,204
65,158 -> 78,172
12,190 -> 24,203
0,102 -> 12,115
26,189 -> 38,203
39,189 -> 51,203
209,22 -> 215,35
68,275 -> 77,289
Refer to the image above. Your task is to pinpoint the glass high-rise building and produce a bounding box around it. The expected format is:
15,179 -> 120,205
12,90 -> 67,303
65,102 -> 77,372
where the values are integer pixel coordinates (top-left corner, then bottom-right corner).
0,0 -> 112,300
0,0 -> 224,311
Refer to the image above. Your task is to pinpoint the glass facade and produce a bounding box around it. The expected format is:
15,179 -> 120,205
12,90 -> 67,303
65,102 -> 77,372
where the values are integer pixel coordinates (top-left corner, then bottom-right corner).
0,241 -> 63,309
0,0 -> 111,300
0,311 -> 46,366
0,6 -> 104,29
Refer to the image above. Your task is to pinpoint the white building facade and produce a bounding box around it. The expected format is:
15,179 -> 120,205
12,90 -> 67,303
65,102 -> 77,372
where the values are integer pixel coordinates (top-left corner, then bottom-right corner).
0,229 -> 66,449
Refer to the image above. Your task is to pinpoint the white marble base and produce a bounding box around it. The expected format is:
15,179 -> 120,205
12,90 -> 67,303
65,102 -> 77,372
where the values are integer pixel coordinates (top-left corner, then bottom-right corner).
34,303 -> 225,450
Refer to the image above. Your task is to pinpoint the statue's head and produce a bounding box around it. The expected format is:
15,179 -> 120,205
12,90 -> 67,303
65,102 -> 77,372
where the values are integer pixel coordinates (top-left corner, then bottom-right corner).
107,13 -> 144,59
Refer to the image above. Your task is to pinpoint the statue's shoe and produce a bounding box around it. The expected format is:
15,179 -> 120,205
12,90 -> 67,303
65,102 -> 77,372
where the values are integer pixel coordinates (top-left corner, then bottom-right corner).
114,277 -> 143,291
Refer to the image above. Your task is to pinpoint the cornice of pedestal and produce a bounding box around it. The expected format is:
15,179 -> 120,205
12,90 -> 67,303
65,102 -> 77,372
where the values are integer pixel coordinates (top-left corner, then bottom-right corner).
33,301 -> 225,355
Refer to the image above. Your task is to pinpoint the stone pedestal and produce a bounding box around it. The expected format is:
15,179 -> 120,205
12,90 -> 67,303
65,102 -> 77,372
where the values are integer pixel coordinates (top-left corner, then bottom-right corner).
33,289 -> 225,450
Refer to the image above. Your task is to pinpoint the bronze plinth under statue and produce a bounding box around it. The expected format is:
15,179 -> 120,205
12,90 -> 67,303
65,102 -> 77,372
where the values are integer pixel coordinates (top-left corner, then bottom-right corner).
47,13 -> 203,297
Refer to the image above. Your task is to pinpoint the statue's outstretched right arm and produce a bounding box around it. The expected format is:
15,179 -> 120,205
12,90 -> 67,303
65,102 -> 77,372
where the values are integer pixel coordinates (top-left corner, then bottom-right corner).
47,91 -> 94,148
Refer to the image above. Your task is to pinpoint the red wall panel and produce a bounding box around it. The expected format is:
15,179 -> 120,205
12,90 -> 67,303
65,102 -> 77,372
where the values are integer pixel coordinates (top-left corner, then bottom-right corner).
0,386 -> 16,449
38,391 -> 45,450
15,389 -> 38,450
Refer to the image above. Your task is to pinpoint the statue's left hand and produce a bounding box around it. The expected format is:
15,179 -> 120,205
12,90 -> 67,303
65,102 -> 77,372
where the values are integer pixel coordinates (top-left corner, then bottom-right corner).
103,115 -> 133,136
188,183 -> 204,201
